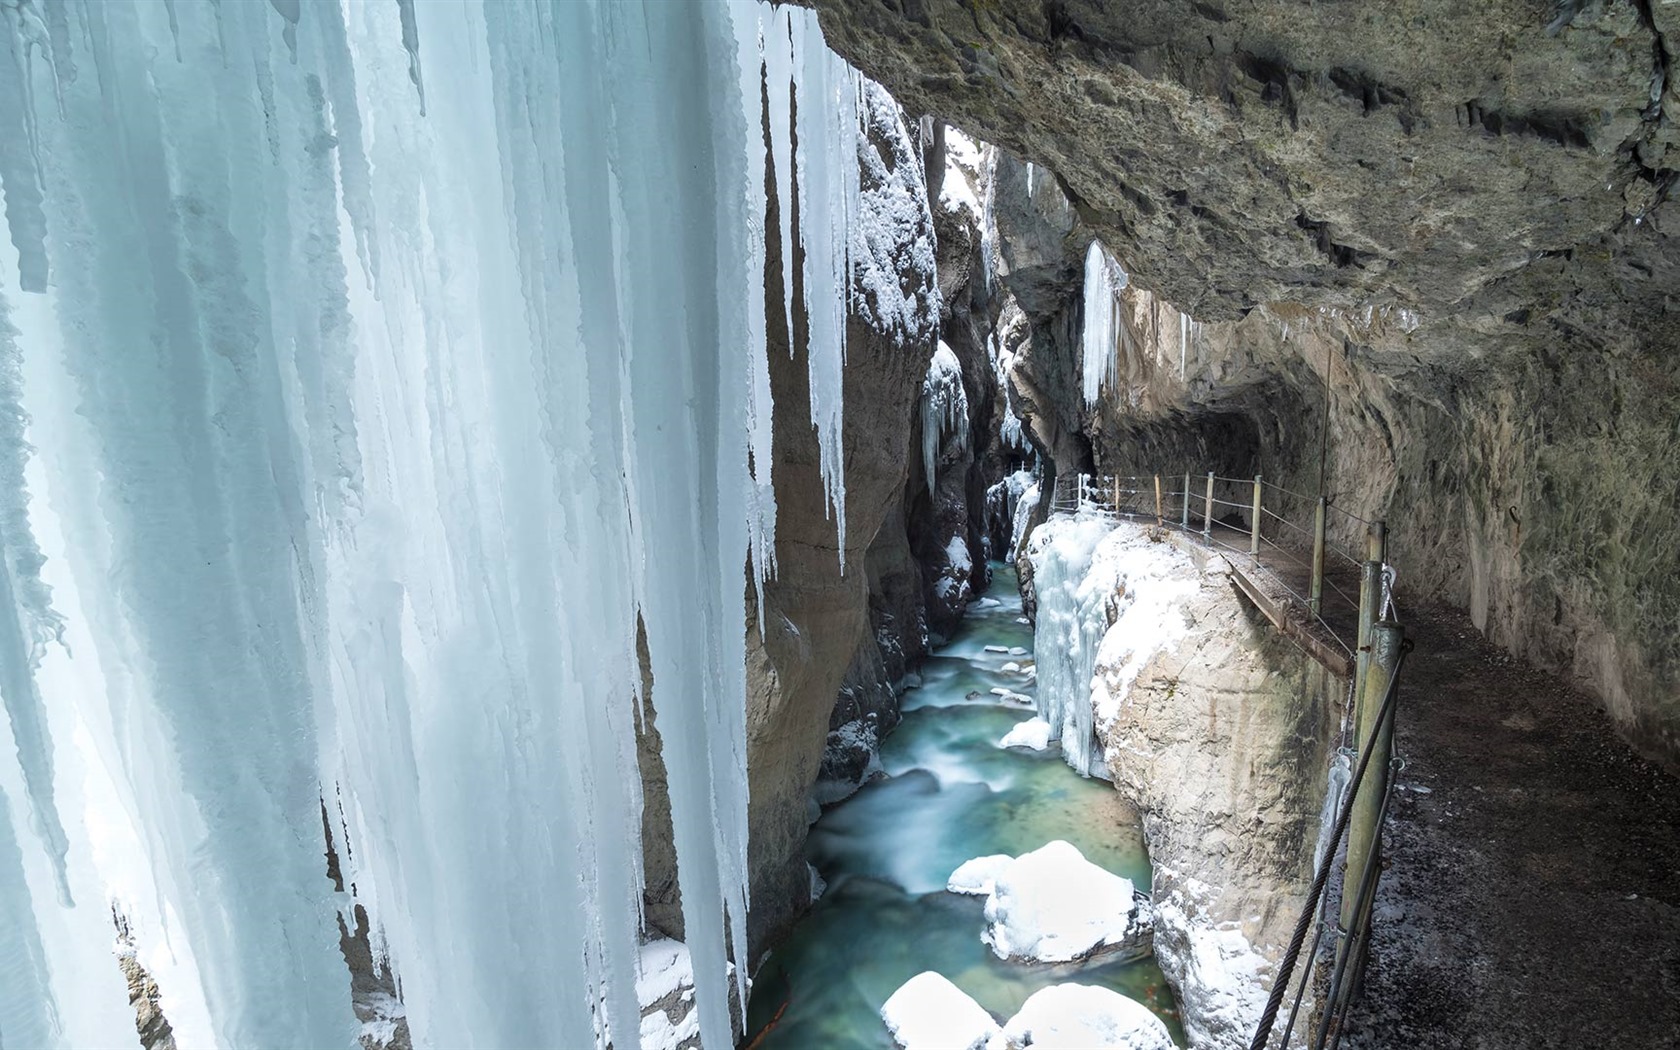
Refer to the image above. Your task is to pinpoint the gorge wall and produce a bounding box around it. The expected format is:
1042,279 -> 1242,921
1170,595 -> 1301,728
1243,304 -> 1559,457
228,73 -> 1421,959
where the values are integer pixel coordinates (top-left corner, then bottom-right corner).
805,0 -> 1680,771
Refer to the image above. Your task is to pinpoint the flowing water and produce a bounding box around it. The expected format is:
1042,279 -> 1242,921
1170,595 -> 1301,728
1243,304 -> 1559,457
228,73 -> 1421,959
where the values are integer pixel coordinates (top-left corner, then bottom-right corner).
745,563 -> 1186,1047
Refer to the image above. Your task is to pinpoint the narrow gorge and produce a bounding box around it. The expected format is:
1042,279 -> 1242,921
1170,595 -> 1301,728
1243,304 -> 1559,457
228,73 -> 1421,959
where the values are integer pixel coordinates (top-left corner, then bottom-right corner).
0,2 -> 1675,1049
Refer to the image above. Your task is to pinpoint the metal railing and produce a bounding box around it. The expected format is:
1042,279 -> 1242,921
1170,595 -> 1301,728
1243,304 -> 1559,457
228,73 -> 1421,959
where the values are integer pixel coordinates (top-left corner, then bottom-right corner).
1046,469 -> 1406,1046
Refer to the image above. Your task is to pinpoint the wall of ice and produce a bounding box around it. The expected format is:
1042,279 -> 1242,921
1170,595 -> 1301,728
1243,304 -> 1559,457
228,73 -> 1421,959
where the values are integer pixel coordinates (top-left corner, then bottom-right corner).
0,1 -> 863,1047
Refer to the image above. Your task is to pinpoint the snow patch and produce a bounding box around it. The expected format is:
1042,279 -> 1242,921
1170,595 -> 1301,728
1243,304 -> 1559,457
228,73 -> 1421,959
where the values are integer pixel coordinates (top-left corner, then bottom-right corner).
981,841 -> 1136,963
880,971 -> 1001,1050
946,854 -> 1015,897
998,984 -> 1175,1050
998,718 -> 1052,751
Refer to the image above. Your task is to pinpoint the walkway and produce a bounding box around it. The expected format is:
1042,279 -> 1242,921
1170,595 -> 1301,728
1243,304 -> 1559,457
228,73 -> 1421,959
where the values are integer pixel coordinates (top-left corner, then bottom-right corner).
1341,599 -> 1680,1048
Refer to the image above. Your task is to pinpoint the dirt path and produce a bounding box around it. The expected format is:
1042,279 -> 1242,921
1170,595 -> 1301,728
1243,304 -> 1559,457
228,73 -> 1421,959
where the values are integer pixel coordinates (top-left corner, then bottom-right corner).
1340,601 -> 1680,1048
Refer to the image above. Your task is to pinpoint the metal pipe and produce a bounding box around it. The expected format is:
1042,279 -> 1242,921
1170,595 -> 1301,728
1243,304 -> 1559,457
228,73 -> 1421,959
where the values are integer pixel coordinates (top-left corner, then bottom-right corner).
1339,621 -> 1402,936
1203,471 -> 1214,539
1353,522 -> 1387,715
1250,475 -> 1263,565
1182,472 -> 1191,528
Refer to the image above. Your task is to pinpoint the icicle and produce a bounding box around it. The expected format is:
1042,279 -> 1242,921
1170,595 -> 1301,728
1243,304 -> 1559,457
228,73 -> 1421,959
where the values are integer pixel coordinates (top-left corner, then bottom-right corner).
1081,239 -> 1128,406
789,8 -> 856,551
394,0 -> 425,115
0,0 -> 867,1046
0,289 -> 69,906
0,0 -> 55,292
762,6 -> 796,360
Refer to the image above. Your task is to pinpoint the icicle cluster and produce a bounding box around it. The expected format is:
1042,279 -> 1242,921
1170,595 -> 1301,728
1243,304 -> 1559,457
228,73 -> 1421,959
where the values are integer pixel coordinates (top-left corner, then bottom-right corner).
0,2 -> 865,1048
921,342 -> 970,498
1025,517 -> 1118,779
1080,240 -> 1130,406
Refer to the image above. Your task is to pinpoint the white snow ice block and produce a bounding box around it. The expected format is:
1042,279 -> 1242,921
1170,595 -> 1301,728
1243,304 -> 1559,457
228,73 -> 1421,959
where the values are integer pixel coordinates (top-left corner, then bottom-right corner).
998,984 -> 1174,1050
1001,661 -> 1021,673
982,841 -> 1134,962
1008,647 -> 1028,656
984,645 -> 1010,654
998,718 -> 1052,752
946,854 -> 1015,897
881,971 -> 1001,1050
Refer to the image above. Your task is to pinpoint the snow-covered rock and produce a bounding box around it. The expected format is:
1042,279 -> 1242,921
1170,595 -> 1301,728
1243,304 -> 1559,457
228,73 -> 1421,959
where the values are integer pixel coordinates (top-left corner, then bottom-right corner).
1151,899 -> 1270,1050
881,971 -> 1001,1050
998,718 -> 1052,751
946,854 -> 1015,896
995,984 -> 1174,1050
981,841 -> 1136,962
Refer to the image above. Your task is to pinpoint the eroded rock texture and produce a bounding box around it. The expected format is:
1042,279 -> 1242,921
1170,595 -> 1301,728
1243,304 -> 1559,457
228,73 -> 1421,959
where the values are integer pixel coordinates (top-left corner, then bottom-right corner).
808,0 -> 1680,768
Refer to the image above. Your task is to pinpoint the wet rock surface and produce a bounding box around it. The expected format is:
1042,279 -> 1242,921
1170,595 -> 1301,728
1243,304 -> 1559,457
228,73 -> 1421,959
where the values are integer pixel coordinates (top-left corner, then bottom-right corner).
1343,600 -> 1680,1049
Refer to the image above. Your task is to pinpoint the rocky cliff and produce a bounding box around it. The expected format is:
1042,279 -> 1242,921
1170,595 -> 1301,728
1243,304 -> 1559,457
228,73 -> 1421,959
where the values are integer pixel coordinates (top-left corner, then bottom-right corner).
802,0 -> 1680,769
1031,516 -> 1342,1048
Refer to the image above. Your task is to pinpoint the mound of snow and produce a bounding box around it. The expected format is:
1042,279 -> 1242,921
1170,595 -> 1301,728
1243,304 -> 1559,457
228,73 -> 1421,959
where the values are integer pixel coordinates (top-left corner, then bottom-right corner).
880,971 -> 1000,1050
982,841 -> 1135,962
946,854 -> 1015,897
998,718 -> 1052,751
998,984 -> 1174,1050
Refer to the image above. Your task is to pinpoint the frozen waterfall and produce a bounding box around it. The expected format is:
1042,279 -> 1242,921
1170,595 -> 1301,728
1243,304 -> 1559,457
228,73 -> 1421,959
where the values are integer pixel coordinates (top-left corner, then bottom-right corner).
1080,240 -> 1129,407
0,1 -> 861,1048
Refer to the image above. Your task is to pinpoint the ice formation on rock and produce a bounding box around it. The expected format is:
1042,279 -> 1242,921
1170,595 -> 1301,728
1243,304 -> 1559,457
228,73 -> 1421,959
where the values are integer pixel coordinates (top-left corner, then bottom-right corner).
1081,241 -> 1129,406
0,2 -> 866,1047
922,341 -> 970,497
1025,516 -> 1118,776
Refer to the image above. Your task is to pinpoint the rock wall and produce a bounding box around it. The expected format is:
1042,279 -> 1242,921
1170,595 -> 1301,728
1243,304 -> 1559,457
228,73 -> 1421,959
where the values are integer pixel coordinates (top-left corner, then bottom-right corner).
744,79 -> 941,953
800,0 -> 1680,771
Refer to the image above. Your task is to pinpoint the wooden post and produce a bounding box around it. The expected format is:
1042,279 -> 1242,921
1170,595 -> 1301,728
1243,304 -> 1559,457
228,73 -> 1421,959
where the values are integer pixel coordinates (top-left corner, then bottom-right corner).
1249,475 -> 1263,565
1202,472 -> 1214,540
1339,620 -> 1403,938
1310,497 -> 1327,615
1181,472 -> 1191,529
1154,474 -> 1164,526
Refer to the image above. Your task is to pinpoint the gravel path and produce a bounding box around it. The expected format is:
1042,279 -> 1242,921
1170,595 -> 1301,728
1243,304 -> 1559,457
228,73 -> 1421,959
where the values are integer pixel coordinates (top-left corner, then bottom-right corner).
1340,602 -> 1680,1049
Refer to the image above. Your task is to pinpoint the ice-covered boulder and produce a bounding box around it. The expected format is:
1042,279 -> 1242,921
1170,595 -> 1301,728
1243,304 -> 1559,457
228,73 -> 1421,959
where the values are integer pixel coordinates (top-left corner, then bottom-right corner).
880,971 -> 1001,1050
995,984 -> 1174,1050
946,854 -> 1015,896
998,718 -> 1052,751
982,841 -> 1135,962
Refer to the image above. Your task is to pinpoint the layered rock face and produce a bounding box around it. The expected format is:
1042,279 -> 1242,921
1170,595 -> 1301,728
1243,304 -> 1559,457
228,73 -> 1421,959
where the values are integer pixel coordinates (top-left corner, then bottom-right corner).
806,0 -> 1680,768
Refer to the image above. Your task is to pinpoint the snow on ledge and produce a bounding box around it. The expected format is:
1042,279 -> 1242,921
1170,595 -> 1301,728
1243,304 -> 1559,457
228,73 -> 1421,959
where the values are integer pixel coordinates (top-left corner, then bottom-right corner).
880,971 -> 1000,1050
946,854 -> 1015,897
998,717 -> 1052,751
1000,983 -> 1175,1050
980,841 -> 1136,963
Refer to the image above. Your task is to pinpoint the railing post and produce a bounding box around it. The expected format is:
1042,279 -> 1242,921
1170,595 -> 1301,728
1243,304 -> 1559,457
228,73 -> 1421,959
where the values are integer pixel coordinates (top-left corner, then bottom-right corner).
1309,497 -> 1327,616
1112,475 -> 1121,518
1202,471 -> 1214,540
1354,521 -> 1388,719
1338,620 -> 1403,953
1154,474 -> 1164,526
1181,472 -> 1191,529
1249,474 -> 1263,565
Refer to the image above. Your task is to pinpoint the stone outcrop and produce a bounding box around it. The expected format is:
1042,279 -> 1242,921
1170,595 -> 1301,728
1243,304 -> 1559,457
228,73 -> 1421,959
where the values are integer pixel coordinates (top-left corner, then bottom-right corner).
1034,518 -> 1342,1048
